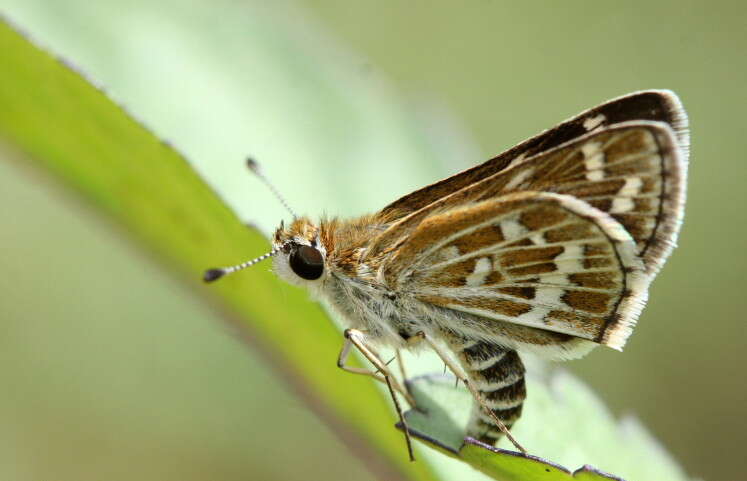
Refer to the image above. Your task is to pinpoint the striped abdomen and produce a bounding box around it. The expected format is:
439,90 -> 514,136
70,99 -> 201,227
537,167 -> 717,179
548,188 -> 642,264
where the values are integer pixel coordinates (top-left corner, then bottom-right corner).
449,337 -> 527,445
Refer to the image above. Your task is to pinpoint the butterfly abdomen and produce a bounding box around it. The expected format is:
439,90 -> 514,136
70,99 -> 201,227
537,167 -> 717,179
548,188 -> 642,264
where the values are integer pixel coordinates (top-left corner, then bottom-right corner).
454,338 -> 527,445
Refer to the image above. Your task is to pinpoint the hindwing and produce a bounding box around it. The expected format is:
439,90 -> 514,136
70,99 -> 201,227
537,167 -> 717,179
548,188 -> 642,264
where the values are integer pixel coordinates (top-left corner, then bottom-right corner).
383,192 -> 649,349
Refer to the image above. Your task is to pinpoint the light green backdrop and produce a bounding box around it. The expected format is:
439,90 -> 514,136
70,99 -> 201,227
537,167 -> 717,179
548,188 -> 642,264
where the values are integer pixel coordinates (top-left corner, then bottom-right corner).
1,2 -> 744,481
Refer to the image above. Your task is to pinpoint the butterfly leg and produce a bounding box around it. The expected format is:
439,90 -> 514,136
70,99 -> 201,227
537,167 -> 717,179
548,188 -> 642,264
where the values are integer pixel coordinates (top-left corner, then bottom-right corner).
338,328 -> 416,461
337,330 -> 415,406
413,331 -> 527,454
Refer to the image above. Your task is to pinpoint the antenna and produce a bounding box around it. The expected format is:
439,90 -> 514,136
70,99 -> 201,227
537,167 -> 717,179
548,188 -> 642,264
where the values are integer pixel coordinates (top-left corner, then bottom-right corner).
203,157 -> 293,284
203,247 -> 279,283
246,157 -> 297,219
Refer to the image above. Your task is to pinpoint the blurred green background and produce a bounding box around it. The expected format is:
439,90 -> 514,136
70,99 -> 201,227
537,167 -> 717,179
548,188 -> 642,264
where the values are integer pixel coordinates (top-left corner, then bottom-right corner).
1,1 -> 745,480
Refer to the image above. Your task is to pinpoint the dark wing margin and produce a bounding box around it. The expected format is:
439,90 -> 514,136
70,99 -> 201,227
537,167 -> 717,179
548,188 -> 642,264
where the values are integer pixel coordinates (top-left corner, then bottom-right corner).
380,90 -> 688,220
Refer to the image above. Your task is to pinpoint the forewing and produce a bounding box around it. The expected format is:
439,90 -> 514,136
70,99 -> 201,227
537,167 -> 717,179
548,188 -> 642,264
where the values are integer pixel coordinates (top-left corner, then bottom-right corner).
383,192 -> 649,349
370,122 -> 686,275
381,90 -> 688,221
479,122 -> 686,274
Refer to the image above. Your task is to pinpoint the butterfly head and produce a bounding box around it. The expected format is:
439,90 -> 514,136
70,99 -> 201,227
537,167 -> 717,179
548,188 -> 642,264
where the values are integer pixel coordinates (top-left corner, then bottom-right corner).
202,157 -> 333,285
271,217 -> 328,286
203,216 -> 328,285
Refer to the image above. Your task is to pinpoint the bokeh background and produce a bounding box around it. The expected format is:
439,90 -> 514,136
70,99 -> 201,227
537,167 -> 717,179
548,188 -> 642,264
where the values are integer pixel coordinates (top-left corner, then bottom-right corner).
1,1 -> 745,480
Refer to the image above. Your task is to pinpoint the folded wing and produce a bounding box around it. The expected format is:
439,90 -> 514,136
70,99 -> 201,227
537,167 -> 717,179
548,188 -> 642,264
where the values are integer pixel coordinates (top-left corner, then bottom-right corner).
381,90 -> 688,223
371,122 -> 686,276
384,192 -> 650,349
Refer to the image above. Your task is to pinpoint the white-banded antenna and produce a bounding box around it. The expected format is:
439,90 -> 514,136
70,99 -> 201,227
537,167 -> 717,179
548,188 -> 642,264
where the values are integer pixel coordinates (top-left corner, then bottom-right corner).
203,158 -> 292,283
246,157 -> 297,219
203,247 -> 279,283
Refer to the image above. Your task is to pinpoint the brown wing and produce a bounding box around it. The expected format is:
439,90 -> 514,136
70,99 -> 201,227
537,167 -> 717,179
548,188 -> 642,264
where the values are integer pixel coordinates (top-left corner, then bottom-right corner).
381,90 -> 688,223
369,121 -> 686,276
383,192 -> 648,350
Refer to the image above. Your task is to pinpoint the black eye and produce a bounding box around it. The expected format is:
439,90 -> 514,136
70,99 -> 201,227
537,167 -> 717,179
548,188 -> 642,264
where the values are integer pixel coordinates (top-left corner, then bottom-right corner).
289,245 -> 324,280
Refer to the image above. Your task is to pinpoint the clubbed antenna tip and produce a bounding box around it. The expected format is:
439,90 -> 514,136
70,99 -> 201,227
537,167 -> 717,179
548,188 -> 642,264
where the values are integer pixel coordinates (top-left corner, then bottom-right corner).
203,268 -> 227,283
246,156 -> 259,173
202,247 -> 279,283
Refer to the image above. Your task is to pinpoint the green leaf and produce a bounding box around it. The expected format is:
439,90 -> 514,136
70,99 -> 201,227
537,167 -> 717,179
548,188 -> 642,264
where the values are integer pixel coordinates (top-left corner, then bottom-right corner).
400,375 -> 618,480
398,372 -> 691,481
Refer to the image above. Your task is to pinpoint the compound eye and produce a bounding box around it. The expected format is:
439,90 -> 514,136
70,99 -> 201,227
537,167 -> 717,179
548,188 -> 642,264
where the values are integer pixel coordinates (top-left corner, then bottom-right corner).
289,245 -> 324,280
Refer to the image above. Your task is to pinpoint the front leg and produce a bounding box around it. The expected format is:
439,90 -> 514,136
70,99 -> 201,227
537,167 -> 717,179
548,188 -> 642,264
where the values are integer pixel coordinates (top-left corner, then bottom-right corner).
336,329 -> 415,406
337,328 -> 416,461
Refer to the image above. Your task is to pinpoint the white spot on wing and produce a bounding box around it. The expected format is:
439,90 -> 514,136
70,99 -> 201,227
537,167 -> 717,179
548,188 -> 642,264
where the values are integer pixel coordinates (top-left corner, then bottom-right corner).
554,244 -> 584,273
516,285 -> 563,324
530,233 -> 546,245
611,197 -> 635,213
582,141 -> 605,181
539,272 -> 569,285
583,114 -> 606,131
619,177 -> 643,196
506,152 -> 528,169
508,265 -> 567,324
466,257 -> 492,287
500,218 -> 527,240
611,177 -> 643,213
504,167 -> 534,190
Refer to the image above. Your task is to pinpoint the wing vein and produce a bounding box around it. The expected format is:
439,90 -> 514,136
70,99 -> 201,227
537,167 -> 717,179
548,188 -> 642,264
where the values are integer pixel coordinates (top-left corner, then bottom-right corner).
424,219 -> 580,273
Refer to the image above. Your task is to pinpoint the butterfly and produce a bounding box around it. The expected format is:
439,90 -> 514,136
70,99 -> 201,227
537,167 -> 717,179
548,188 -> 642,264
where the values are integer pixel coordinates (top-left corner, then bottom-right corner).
205,90 -> 688,460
